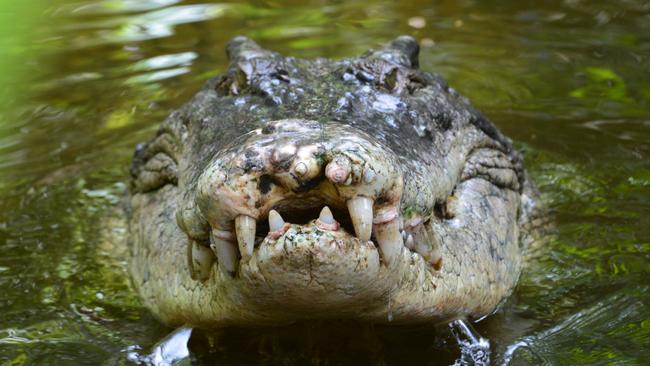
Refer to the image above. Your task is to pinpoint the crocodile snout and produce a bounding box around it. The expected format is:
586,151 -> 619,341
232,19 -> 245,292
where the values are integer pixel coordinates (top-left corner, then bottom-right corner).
182,119 -> 404,278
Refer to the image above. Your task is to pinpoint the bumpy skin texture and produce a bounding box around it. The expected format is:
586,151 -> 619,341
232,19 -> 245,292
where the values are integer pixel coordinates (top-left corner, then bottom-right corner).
127,36 -> 541,327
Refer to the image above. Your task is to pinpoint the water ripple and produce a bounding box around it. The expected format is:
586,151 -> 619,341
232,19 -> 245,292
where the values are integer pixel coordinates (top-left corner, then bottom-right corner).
61,4 -> 231,46
63,0 -> 181,15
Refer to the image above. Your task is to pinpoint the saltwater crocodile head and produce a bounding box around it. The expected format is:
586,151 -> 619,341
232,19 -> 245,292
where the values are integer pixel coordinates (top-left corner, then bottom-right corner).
127,36 -> 538,327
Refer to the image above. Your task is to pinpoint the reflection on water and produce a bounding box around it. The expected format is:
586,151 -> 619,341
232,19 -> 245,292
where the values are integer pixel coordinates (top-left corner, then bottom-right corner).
501,291 -> 649,364
62,4 -> 232,45
127,327 -> 193,365
0,0 -> 649,364
63,0 -> 182,15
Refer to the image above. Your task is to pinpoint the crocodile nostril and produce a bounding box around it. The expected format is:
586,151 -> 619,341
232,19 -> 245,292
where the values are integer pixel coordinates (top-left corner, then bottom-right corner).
258,174 -> 273,194
291,157 -> 320,182
293,161 -> 308,176
325,157 -> 351,184
292,174 -> 325,193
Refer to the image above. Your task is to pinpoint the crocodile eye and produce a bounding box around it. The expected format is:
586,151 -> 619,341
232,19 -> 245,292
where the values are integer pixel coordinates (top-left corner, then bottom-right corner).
130,131 -> 179,193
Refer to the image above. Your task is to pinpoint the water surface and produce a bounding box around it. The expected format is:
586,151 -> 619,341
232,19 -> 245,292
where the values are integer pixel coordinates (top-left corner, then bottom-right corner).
1,0 -> 649,364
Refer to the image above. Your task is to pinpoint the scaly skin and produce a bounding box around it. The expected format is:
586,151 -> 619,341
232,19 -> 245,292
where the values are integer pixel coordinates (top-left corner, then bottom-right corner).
127,36 -> 542,327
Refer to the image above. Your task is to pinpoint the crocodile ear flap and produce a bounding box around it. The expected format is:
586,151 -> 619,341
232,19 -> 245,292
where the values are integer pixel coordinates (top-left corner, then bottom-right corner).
368,35 -> 420,69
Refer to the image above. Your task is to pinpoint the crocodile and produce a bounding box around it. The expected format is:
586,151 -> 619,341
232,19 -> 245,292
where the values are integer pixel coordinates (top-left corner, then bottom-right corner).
126,36 -> 541,332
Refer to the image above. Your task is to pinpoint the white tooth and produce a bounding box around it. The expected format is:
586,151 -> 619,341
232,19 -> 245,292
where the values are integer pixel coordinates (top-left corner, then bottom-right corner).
375,219 -> 403,266
235,215 -> 256,260
405,234 -> 415,250
415,242 -> 442,268
268,210 -> 285,232
316,206 -> 339,231
318,206 -> 335,225
210,231 -> 238,275
190,241 -> 214,281
347,196 -> 373,241
412,230 -> 442,269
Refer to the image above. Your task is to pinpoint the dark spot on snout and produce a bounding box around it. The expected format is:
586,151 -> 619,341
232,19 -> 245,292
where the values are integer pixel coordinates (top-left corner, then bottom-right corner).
375,197 -> 388,206
258,174 -> 273,194
434,197 -> 455,220
433,201 -> 446,220
432,258 -> 442,271
242,149 -> 264,172
293,175 -> 325,193
435,112 -> 453,131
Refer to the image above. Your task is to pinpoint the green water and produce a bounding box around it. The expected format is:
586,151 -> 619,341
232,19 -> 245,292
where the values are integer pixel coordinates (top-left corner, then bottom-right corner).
0,0 -> 649,364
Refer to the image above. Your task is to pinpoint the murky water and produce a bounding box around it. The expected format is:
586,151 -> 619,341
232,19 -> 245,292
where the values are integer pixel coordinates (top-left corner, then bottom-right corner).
1,0 -> 649,364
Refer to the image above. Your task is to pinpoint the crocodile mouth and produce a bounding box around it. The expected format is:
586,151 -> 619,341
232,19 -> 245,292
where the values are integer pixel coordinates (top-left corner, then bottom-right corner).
201,197 -> 451,323
207,195 -> 406,276
254,204 -> 355,242
183,120 -> 442,281
195,197 -> 443,287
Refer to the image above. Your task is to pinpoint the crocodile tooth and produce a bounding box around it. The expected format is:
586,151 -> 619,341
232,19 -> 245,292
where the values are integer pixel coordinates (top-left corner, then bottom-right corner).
413,231 -> 442,269
268,210 -> 285,232
405,234 -> 415,250
235,215 -> 256,260
415,242 -> 442,268
347,196 -> 373,241
375,219 -> 403,266
316,206 -> 339,231
190,241 -> 214,281
210,231 -> 238,275
318,206 -> 335,225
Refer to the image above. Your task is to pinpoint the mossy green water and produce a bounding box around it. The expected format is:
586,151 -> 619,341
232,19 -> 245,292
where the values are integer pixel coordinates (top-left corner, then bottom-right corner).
0,0 -> 649,364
